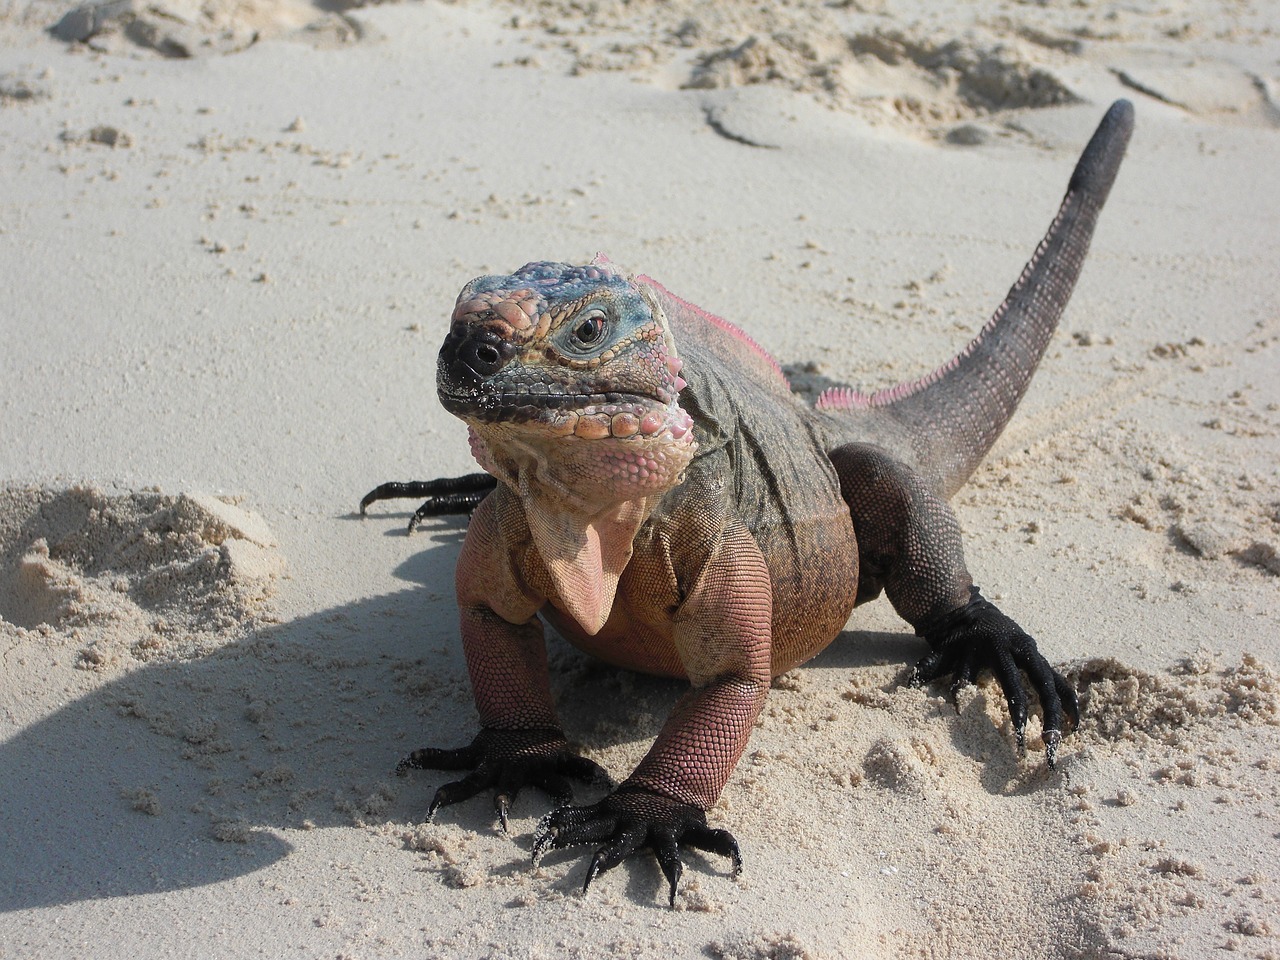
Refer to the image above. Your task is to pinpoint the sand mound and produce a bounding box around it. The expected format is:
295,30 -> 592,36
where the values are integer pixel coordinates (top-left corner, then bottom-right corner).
50,0 -> 366,57
489,0 -> 1270,132
1071,654 -> 1280,747
0,486 -> 282,669
43,0 -> 1279,132
510,0 -> 1086,130
687,27 -> 1079,125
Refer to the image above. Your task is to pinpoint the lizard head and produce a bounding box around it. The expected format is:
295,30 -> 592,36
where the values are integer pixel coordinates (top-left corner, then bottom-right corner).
437,258 -> 696,512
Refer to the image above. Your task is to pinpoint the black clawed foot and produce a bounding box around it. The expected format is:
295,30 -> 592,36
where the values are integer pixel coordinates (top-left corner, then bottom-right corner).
913,586 -> 1078,769
531,785 -> 741,907
655,837 -> 682,908
397,726 -> 610,828
359,474 -> 498,531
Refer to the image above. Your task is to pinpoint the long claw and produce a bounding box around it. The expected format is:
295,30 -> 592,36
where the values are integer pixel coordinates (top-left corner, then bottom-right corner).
495,793 -> 511,833
531,814 -> 558,865
683,825 -> 743,877
655,835 -> 683,907
661,856 -> 682,908
991,649 -> 1029,744
1043,728 -> 1062,769
579,828 -> 645,896
584,831 -> 640,892
582,851 -> 605,894
427,787 -> 447,821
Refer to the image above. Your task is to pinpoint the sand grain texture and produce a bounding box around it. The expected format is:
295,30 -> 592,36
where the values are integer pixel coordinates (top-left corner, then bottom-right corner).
1,0 -> 1277,957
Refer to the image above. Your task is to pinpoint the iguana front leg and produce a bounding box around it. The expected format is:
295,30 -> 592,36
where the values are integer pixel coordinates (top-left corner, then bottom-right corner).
831,443 -> 1079,765
533,518 -> 770,904
398,494 -> 609,829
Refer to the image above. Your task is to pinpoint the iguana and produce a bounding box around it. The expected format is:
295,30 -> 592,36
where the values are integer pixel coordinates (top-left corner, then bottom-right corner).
362,100 -> 1134,905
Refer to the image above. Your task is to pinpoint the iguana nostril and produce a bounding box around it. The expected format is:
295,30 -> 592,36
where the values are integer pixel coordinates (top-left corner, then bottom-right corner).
452,330 -> 515,380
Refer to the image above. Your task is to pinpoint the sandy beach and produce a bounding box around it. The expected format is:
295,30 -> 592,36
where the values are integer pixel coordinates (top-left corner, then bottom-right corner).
2,0 -> 1278,956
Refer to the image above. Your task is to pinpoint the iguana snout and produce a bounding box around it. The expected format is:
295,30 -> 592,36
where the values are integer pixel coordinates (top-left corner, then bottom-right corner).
439,324 -> 517,385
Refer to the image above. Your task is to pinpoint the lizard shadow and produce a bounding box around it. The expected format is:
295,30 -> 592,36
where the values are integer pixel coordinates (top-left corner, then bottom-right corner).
0,518 -> 477,914
0,514 -> 762,914
0,521 -> 1044,914
805,626 -> 924,671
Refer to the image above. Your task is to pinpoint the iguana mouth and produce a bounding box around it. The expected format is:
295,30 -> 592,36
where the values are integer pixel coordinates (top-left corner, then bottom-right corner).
442,384 -> 693,443
439,387 -> 662,419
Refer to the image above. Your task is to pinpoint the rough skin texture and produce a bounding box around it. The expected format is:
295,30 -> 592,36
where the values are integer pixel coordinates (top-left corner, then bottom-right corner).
366,101 -> 1134,905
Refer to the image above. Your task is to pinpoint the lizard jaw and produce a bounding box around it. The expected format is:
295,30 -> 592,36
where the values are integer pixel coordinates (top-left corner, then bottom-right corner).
438,388 -> 690,441
465,400 -> 696,508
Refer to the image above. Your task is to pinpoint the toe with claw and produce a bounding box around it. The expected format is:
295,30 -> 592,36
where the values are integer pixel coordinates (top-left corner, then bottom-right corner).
910,586 -> 1079,768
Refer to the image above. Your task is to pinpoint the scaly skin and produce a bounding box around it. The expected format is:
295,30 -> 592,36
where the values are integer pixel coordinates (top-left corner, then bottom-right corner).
372,101 -> 1135,905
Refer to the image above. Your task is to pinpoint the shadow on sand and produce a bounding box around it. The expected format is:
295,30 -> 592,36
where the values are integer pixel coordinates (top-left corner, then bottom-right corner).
1,511 -> 945,912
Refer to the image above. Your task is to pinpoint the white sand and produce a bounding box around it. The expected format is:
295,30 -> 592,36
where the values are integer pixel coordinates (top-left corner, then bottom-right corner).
1,0 -> 1278,957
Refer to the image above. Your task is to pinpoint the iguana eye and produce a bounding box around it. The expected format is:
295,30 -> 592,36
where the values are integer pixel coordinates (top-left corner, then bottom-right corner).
569,311 -> 608,350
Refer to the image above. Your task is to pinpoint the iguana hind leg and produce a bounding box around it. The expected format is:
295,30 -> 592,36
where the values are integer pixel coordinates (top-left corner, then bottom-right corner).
360,473 -> 497,532
830,442 -> 1079,765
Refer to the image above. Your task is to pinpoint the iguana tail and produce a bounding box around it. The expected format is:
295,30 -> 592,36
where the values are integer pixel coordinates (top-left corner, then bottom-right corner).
819,100 -> 1134,498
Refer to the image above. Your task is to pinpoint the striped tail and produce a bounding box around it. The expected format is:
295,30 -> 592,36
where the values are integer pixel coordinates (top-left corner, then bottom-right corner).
821,100 -> 1134,498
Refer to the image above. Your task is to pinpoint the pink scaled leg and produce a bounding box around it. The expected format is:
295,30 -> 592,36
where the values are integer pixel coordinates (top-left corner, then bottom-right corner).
397,495 -> 610,830
533,519 -> 771,905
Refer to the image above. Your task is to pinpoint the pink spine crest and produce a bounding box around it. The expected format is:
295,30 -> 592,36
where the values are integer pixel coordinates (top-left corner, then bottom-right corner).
635,274 -> 785,383
816,387 -> 866,411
